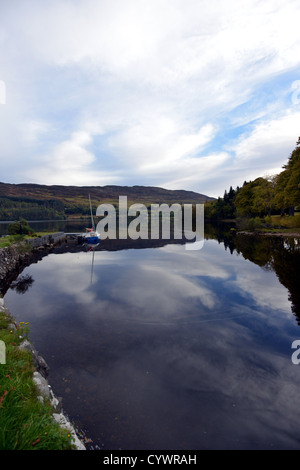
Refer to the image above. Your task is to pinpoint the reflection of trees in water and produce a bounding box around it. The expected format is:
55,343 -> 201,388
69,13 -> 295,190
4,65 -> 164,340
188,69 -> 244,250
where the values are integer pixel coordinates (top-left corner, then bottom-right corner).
233,234 -> 277,270
205,224 -> 300,323
205,222 -> 237,254
10,274 -> 34,294
233,236 -> 300,321
271,241 -> 300,322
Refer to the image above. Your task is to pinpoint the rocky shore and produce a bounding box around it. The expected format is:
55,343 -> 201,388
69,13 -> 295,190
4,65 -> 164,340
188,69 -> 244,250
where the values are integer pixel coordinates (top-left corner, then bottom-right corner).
0,233 -> 87,450
0,232 -> 66,286
0,297 -> 86,450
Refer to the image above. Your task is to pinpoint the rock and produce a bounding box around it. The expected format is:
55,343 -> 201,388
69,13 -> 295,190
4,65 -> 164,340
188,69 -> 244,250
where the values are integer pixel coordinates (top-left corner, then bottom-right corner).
33,371 -> 51,399
1,275 -> 85,450
52,413 -> 86,450
0,233 -> 66,285
33,371 -> 62,412
49,390 -> 62,412
18,339 -> 49,378
36,354 -> 50,378
18,339 -> 33,353
0,245 -> 30,282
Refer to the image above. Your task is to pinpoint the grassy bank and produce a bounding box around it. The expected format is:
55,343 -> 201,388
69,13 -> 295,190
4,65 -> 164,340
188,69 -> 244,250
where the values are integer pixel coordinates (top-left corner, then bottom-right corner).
0,307 -> 75,450
267,214 -> 300,230
0,235 -> 32,249
0,231 -> 56,249
235,213 -> 300,234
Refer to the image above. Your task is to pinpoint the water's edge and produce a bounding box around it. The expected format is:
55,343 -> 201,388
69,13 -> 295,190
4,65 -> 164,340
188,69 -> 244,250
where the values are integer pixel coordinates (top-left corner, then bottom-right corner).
0,234 -> 87,450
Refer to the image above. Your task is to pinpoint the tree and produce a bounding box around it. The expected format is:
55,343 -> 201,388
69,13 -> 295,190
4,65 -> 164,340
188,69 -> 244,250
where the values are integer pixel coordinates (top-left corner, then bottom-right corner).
205,137 -> 300,220
274,139 -> 300,215
8,218 -> 34,235
284,145 -> 300,214
252,175 -> 276,216
235,180 -> 255,217
205,186 -> 239,219
274,170 -> 290,215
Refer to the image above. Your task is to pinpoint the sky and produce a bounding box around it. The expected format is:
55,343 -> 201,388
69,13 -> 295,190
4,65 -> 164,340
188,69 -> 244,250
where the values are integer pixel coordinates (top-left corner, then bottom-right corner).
0,0 -> 300,198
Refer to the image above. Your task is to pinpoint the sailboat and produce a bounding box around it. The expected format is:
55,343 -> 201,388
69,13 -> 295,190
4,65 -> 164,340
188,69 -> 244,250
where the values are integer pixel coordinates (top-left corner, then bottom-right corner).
84,194 -> 100,246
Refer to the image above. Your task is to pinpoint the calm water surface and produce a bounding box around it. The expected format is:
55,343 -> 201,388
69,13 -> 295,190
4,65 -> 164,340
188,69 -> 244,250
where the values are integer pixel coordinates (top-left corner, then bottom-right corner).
3,230 -> 300,450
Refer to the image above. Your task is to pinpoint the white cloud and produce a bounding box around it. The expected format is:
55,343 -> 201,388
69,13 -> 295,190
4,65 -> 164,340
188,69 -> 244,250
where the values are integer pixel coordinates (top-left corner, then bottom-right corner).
159,152 -> 230,192
230,111 -> 300,178
109,121 -> 216,169
26,131 -> 121,186
20,119 -> 51,146
51,131 -> 94,170
1,0 -> 300,194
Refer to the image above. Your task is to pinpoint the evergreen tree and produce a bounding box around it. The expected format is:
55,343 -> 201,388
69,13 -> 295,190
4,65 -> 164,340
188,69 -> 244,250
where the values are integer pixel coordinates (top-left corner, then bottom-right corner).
274,139 -> 300,215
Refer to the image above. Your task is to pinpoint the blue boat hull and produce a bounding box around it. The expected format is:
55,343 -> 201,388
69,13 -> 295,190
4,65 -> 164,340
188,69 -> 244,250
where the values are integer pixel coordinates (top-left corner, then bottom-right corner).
85,236 -> 100,244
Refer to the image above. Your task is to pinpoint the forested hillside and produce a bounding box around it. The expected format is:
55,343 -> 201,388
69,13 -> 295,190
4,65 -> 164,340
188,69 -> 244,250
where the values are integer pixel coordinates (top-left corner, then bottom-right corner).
0,183 -> 214,221
0,196 -> 66,221
205,137 -> 300,221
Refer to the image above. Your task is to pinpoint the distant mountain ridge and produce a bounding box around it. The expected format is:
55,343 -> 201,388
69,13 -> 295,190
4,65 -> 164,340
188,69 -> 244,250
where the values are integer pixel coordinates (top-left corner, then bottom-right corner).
0,182 -> 215,221
0,182 -> 214,203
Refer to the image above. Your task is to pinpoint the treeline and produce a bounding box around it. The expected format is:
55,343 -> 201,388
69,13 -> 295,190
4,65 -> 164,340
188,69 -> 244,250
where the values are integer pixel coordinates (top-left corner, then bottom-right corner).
0,195 -> 95,221
205,138 -> 300,220
0,196 -> 66,220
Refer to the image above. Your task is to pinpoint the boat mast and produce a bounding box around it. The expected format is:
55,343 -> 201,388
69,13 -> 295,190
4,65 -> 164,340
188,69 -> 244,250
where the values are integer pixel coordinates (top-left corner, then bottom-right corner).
89,194 -> 95,231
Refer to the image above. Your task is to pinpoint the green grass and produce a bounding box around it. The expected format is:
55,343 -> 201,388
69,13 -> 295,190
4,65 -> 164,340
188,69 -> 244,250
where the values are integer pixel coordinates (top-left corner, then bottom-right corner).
0,236 -> 34,256
0,309 -> 75,450
268,213 -> 300,229
236,213 -> 300,233
0,232 -> 53,249
0,235 -> 23,248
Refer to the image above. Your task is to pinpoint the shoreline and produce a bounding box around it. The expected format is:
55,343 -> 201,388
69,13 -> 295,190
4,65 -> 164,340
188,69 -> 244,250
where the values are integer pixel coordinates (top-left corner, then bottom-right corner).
0,297 -> 86,450
0,233 -> 87,450
1,228 -> 299,449
236,230 -> 300,237
0,233 -> 68,294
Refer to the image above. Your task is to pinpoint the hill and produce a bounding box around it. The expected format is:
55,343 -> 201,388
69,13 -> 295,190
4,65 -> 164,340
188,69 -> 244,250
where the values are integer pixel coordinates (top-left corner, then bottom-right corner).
0,182 -> 215,221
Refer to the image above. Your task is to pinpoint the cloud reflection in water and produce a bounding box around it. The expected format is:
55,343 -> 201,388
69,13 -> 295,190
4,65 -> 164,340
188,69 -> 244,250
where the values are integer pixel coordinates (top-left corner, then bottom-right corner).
4,238 -> 300,450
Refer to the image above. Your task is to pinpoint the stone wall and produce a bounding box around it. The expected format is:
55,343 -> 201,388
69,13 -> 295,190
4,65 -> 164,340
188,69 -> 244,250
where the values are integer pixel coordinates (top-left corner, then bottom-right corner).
0,233 -> 66,286
26,232 -> 66,249
0,243 -> 32,282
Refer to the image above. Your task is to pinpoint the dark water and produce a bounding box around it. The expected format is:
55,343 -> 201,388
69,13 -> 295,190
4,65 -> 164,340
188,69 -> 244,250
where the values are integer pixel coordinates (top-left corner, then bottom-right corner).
3,226 -> 300,450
